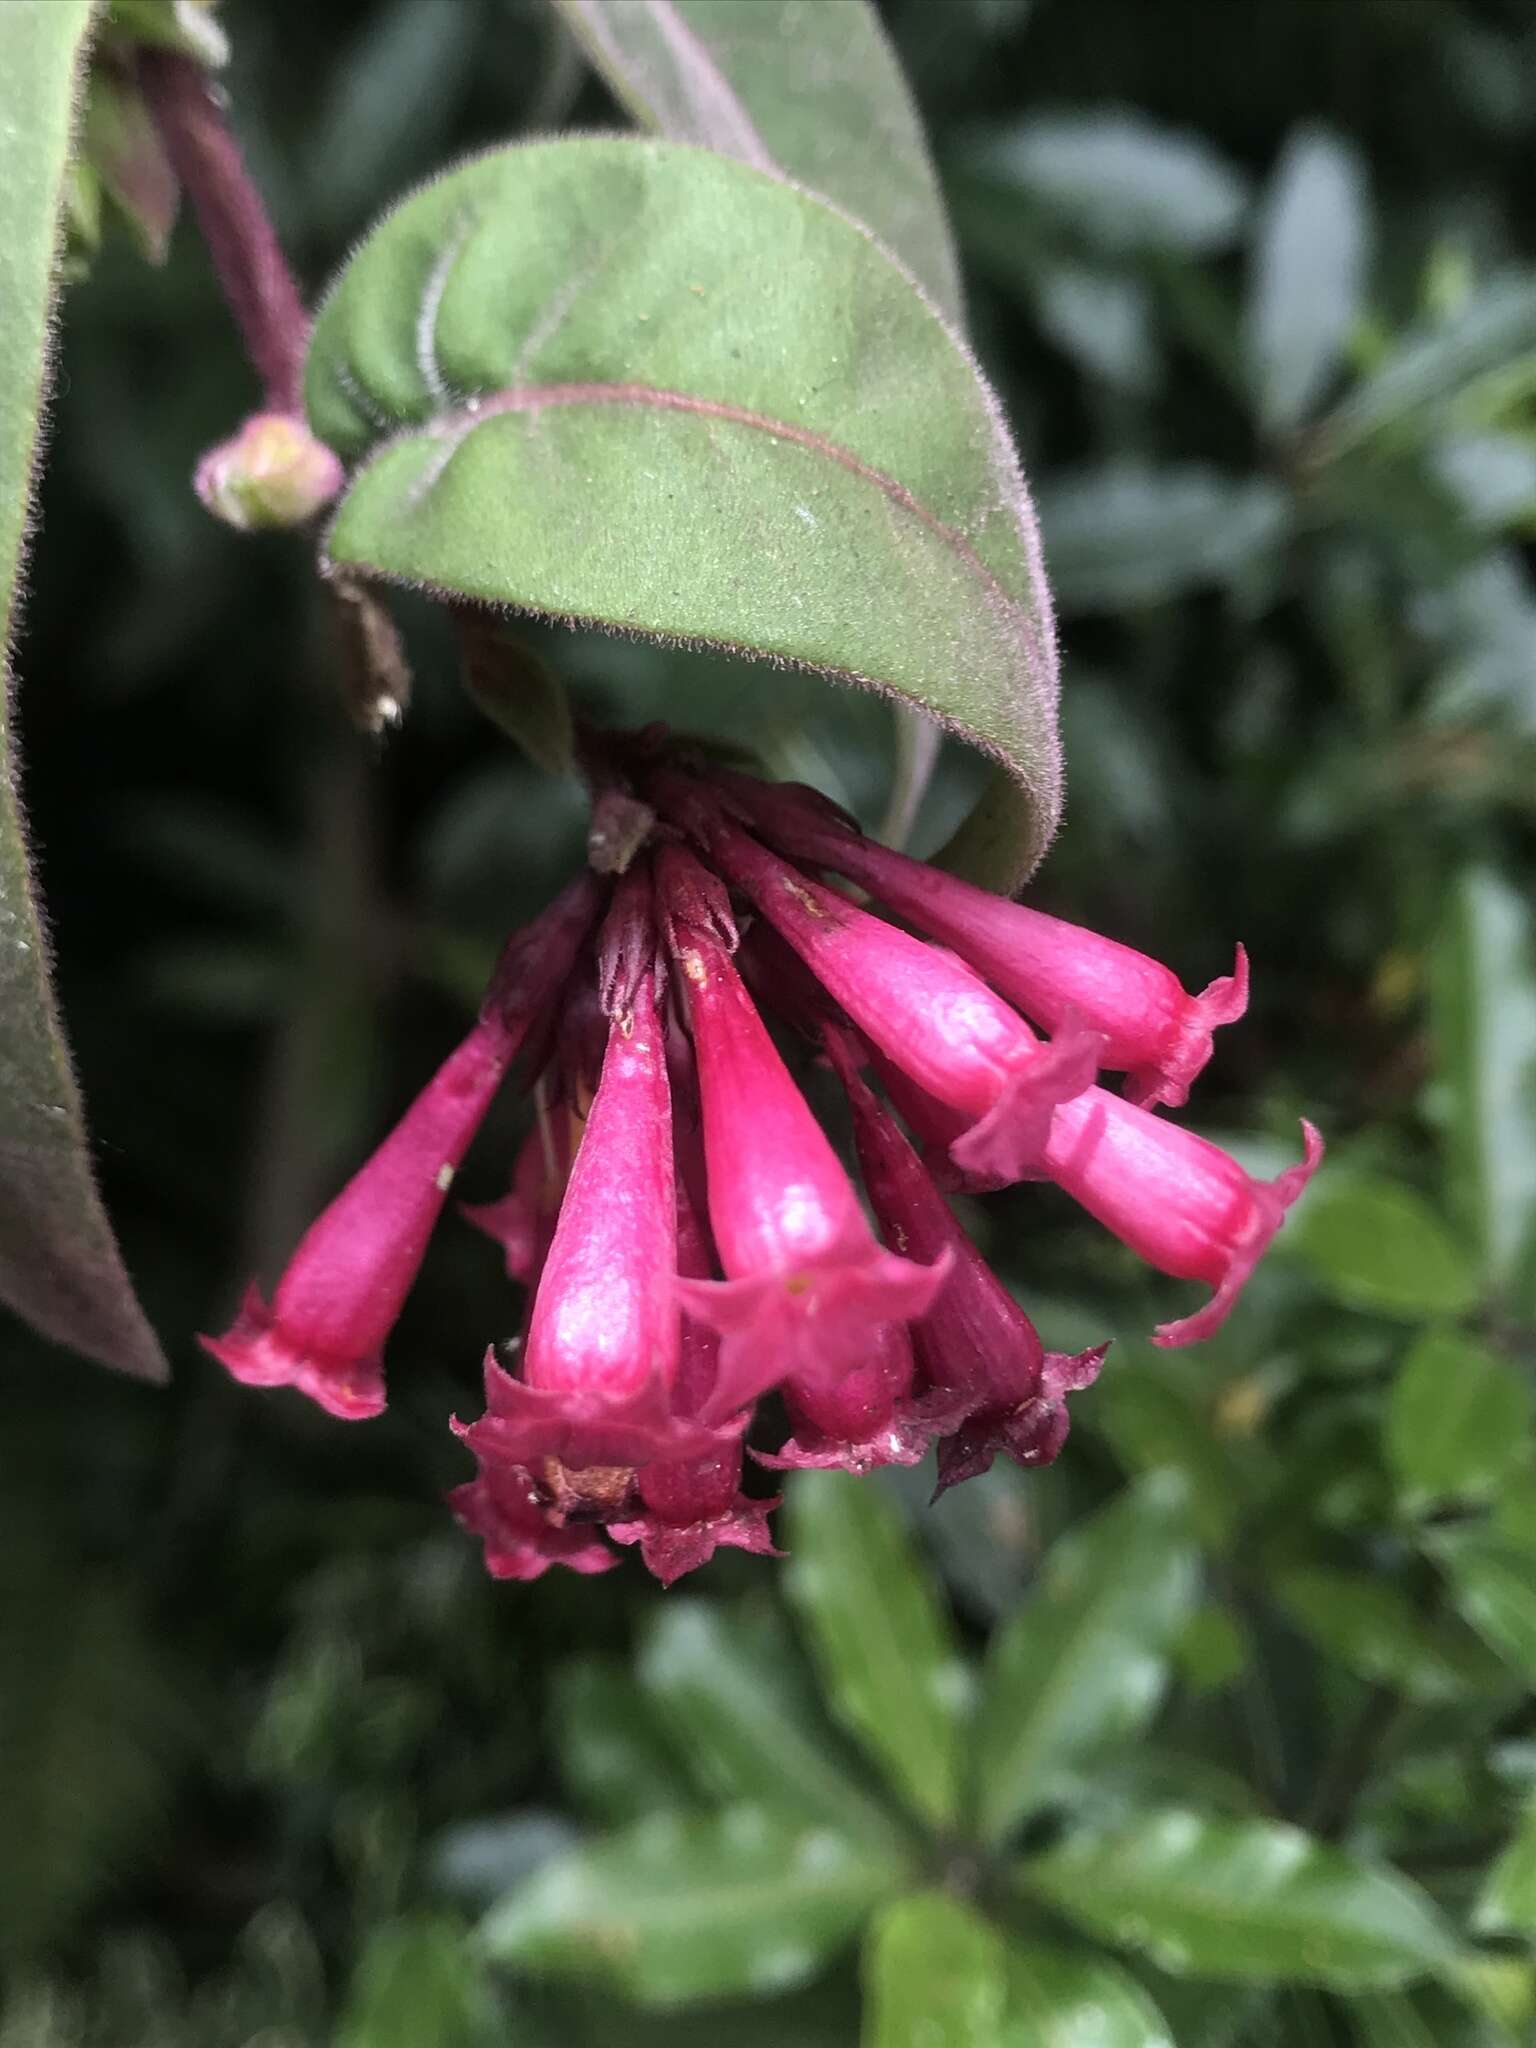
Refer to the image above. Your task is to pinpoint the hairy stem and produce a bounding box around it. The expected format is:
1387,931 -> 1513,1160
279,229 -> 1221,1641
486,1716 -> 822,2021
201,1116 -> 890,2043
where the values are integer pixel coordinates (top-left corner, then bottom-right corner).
137,50 -> 309,411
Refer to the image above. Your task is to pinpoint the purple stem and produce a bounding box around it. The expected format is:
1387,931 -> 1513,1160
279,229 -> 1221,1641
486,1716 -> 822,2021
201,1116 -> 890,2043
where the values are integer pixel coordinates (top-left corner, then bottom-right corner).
137,50 -> 309,413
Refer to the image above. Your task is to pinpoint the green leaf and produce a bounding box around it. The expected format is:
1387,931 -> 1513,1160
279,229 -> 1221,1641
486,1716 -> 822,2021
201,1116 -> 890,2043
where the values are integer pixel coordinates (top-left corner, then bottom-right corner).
1037,463 -> 1290,613
1318,272 -> 1536,458
556,0 -> 963,324
1427,1528 -> 1536,1686
307,137 -> 1062,882
1001,1942 -> 1175,2047
478,1805 -> 900,2006
1247,126 -> 1369,433
862,1893 -> 1007,2047
637,1600 -> 905,1851
336,1915 -> 502,2048
1273,1566 -> 1504,1703
973,1476 -> 1200,1845
0,1542 -> 189,1963
0,0 -> 166,1382
1432,866 -> 1536,1311
962,112 -> 1250,255
1286,1173 -> 1478,1320
1386,1327 -> 1533,1513
784,1471 -> 968,1830
1017,1809 -> 1459,1990
549,1655 -> 695,1826
1475,1795 -> 1536,1940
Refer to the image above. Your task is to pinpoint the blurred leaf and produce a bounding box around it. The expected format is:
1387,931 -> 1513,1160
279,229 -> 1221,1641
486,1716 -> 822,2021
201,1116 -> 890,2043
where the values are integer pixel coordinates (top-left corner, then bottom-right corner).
973,1476 -> 1200,1845
1037,463 -> 1289,612
1286,1173 -> 1478,1319
1247,126 -> 1369,433
962,111 -> 1249,254
1427,1528 -> 1536,1686
1386,1327 -> 1532,1514
862,1893 -> 1006,2046
1274,1567 -> 1504,1703
1017,1808 -> 1459,1989
0,1542 -> 188,1963
1318,272 -> 1536,457
558,0 -> 964,322
1097,1360 -> 1243,1546
1033,265 -> 1157,393
336,1914 -> 503,2048
306,0 -> 480,236
428,1813 -> 581,1906
1431,432 -> 1536,532
549,1655 -> 695,1826
308,137 -> 1062,884
1002,1941 -> 1175,2047
1433,866 -> 1536,1310
0,0 -> 166,1382
479,1804 -> 900,2006
81,65 -> 179,264
637,1600 -> 905,1850
1474,1795 -> 1536,1940
785,1472 -> 968,1830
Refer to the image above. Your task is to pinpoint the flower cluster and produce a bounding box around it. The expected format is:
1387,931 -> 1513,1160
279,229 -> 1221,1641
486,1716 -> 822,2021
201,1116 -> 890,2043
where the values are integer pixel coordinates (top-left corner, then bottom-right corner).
202,732 -> 1321,1585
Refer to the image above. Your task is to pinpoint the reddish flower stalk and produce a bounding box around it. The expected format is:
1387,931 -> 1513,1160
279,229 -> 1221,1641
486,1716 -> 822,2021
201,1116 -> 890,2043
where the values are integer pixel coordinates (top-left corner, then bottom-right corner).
656,843 -> 949,1415
826,1027 -> 1106,1491
200,878 -> 600,1417
716,771 -> 1247,1110
1037,1089 -> 1324,1345
137,49 -> 309,410
655,775 -> 1101,1186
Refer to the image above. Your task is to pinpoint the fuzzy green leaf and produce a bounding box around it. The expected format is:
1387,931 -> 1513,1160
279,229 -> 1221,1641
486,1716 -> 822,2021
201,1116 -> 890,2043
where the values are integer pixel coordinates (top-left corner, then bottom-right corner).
335,1915 -> 503,2048
478,1804 -> 901,2006
555,0 -> 962,323
307,137 -> 1061,881
973,1476 -> 1200,1845
784,1472 -> 968,1830
1474,1796 -> 1536,1941
0,0 -> 166,1382
1017,1809 -> 1459,1989
1247,125 -> 1370,432
1427,1528 -> 1536,1686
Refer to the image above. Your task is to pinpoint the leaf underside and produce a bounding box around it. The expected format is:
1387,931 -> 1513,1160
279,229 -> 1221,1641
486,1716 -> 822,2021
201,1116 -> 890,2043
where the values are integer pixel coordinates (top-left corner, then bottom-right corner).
307,137 -> 1061,881
0,0 -> 166,1381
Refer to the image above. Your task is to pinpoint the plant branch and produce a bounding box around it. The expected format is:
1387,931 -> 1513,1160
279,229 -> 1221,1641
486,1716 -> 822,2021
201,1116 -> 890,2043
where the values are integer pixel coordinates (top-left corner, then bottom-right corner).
136,50 -> 309,412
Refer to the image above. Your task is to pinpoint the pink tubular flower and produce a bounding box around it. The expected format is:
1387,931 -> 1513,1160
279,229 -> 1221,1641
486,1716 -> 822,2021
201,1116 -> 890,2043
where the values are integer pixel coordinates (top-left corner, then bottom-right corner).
200,876 -> 602,1418
655,842 -> 950,1417
456,870 -> 717,1477
826,1027 -> 1105,1492
1038,1089 -> 1325,1345
609,1126 -> 781,1583
653,776 -> 1101,1187
448,1457 -> 617,1581
460,1099 -> 574,1284
718,772 -> 1246,1111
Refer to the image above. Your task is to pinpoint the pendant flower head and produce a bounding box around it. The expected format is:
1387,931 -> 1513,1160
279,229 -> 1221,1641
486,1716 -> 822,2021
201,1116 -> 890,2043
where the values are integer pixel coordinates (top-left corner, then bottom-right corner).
652,773 -> 1102,1187
827,1026 -> 1106,1492
200,876 -> 600,1418
655,842 -> 950,1416
456,868 -> 717,1483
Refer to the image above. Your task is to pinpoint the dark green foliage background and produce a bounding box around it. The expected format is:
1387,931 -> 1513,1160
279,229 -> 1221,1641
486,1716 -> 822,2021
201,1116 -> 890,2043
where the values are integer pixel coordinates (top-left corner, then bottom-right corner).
4,0 -> 1536,2041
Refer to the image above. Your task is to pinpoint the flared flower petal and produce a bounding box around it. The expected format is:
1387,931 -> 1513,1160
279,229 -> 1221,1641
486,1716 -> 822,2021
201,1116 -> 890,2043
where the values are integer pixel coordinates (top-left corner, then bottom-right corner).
201,880 -> 600,1417
1037,1091 -> 1325,1345
448,1461 -> 617,1580
716,769 -> 1247,1110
